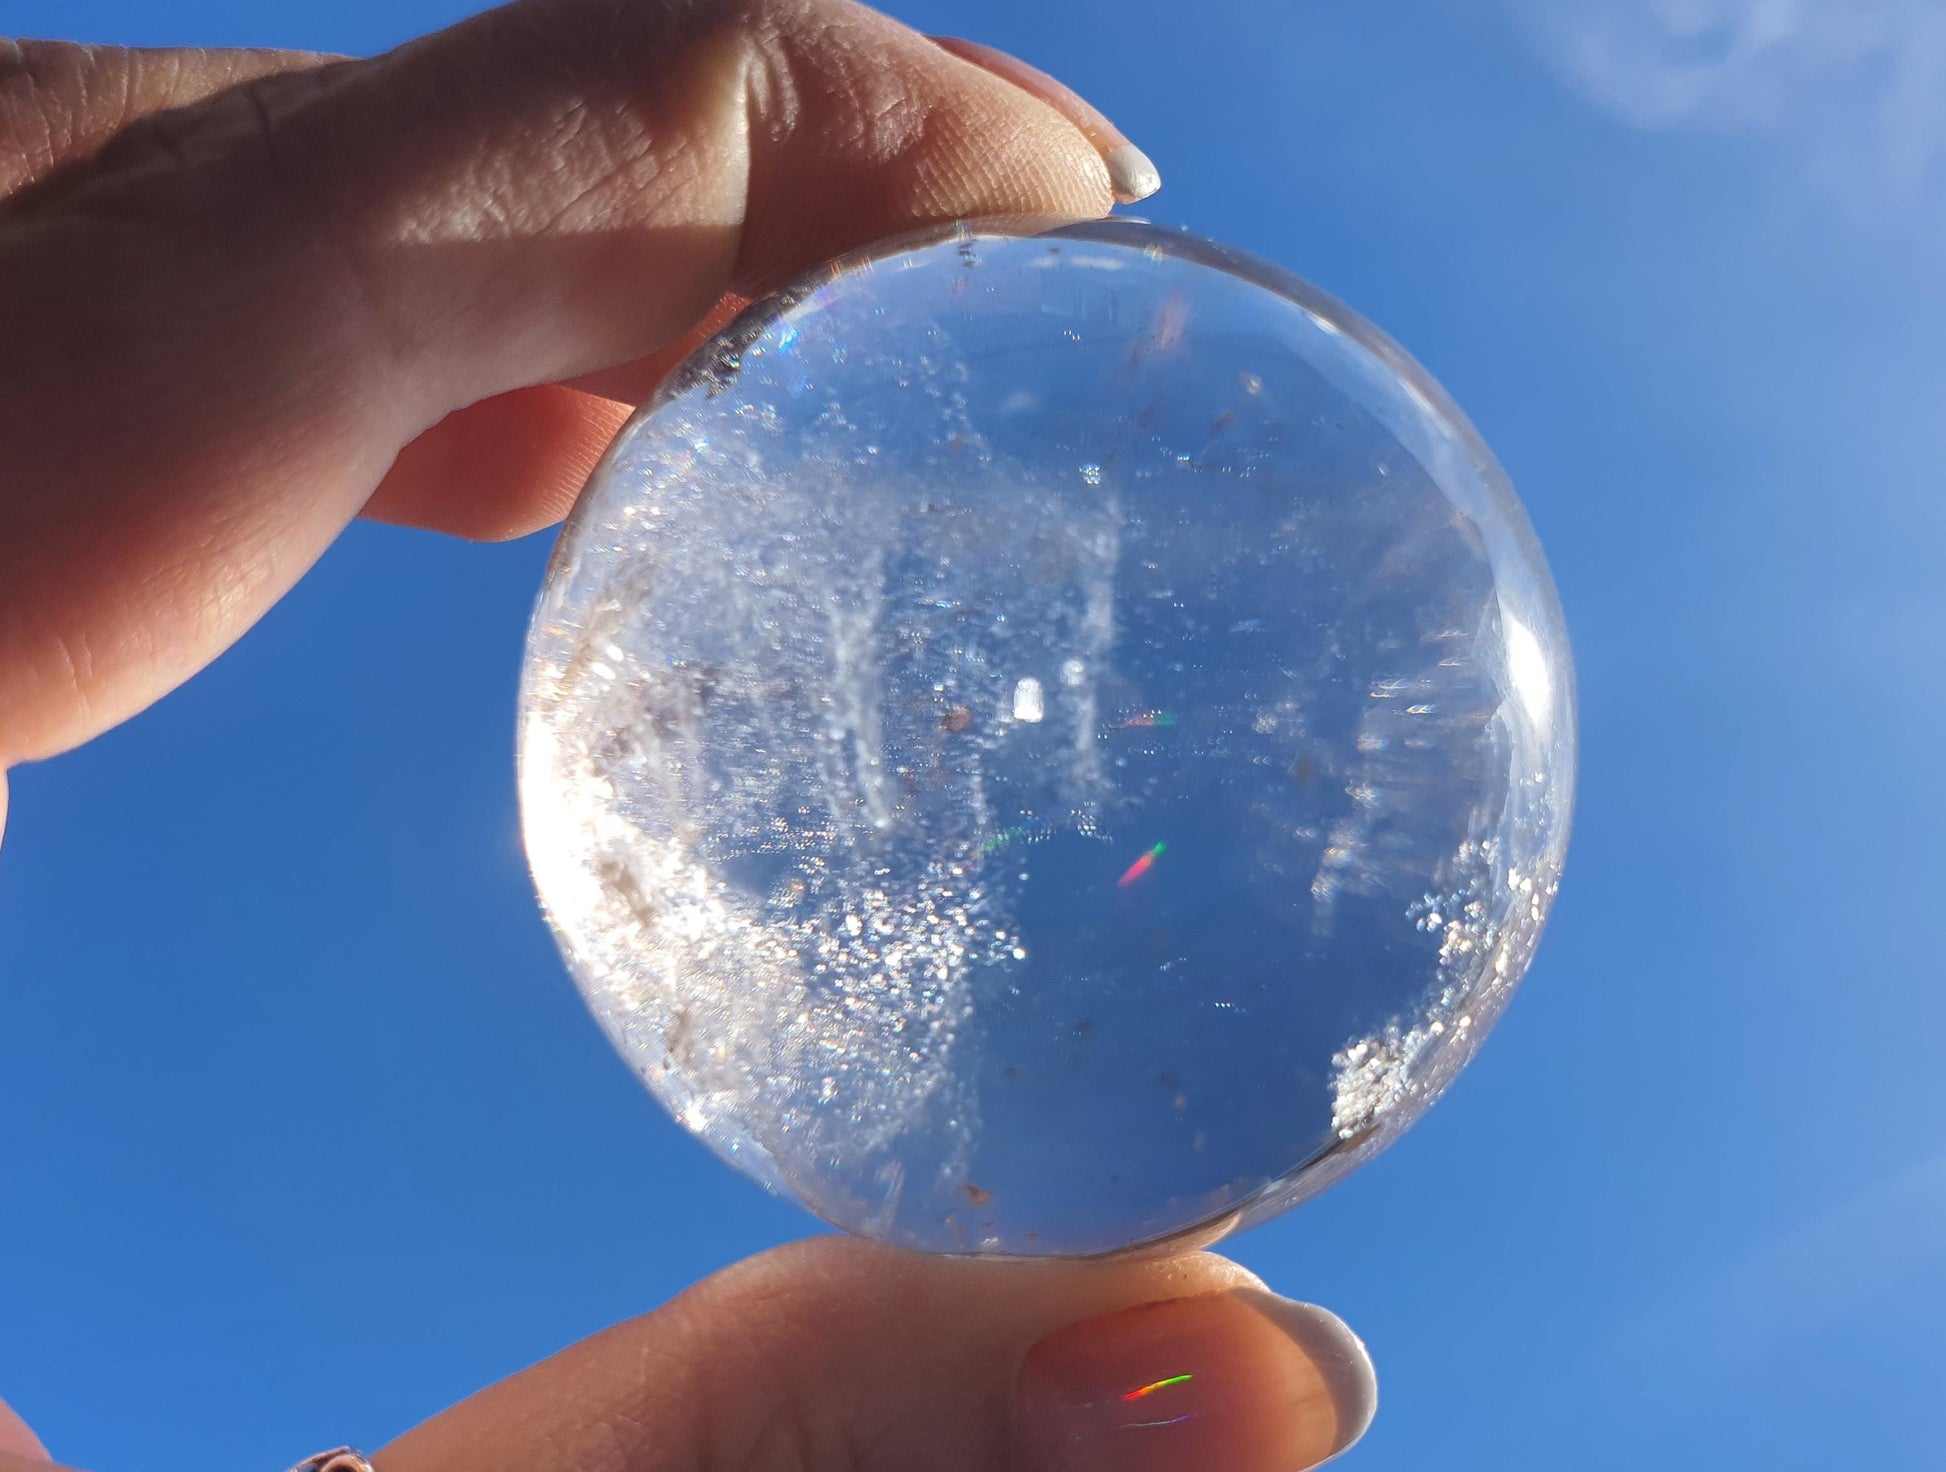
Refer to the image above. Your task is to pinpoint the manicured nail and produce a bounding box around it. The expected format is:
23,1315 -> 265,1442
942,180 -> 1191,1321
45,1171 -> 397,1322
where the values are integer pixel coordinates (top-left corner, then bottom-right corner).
931,37 -> 1162,203
1012,1290 -> 1377,1472
1101,143 -> 1162,206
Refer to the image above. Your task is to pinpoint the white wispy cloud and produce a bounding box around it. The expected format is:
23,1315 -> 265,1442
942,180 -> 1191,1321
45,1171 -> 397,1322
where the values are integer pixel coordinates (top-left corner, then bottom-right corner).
1507,0 -> 1946,195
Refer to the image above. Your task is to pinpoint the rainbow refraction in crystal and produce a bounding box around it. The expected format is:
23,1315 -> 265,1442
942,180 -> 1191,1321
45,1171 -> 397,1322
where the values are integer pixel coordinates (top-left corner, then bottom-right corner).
519,220 -> 1575,1257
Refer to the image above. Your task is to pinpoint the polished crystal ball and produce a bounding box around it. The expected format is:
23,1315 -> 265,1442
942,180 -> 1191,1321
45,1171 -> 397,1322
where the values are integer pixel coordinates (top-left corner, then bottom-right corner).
520,220 -> 1575,1257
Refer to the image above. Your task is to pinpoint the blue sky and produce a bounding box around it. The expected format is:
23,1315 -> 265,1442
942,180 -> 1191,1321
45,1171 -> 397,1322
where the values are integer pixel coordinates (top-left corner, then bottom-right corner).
3,1 -> 1943,1468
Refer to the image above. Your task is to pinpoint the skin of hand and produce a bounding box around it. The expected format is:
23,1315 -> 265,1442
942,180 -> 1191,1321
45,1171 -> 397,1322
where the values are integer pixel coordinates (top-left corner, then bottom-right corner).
0,4 -> 1379,1469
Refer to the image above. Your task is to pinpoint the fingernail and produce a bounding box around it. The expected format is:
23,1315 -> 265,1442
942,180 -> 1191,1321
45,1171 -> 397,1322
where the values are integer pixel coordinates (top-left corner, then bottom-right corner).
1012,1291 -> 1376,1472
932,37 -> 1163,203
1101,142 -> 1163,207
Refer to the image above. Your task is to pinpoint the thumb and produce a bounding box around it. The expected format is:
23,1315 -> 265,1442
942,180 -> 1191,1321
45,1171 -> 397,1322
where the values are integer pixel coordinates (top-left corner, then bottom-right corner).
377,1238 -> 1376,1472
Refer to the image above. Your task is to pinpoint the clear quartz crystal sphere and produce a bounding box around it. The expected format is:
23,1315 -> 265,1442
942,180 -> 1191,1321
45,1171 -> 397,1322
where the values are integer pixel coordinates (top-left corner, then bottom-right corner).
520,220 -> 1575,1258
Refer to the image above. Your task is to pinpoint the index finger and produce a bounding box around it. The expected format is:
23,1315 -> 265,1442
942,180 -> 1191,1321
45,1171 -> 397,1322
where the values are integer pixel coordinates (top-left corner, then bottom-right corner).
0,0 -> 1120,772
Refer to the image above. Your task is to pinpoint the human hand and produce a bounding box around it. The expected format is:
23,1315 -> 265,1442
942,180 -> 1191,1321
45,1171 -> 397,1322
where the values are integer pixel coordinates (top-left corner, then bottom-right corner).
0,4 -> 1377,1468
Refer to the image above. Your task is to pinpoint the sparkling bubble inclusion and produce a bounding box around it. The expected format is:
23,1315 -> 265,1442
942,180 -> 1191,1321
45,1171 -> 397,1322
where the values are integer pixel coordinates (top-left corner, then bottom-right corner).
519,220 -> 1576,1257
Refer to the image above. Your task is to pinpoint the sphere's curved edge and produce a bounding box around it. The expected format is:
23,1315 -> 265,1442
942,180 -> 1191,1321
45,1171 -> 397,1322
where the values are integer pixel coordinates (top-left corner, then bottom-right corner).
921,1207 -> 1247,1265
863,1129 -> 1362,1263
